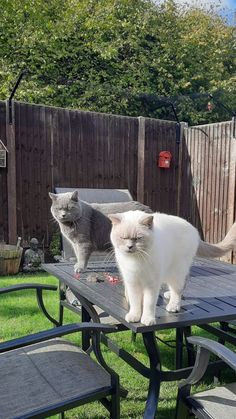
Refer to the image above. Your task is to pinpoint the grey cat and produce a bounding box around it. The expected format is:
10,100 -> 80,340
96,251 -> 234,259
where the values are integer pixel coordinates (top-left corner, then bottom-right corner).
49,190 -> 152,272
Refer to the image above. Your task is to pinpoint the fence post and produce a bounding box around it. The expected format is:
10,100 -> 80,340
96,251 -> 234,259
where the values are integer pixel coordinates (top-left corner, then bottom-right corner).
6,99 -> 17,244
229,118 -> 236,263
176,121 -> 188,217
137,116 -> 146,203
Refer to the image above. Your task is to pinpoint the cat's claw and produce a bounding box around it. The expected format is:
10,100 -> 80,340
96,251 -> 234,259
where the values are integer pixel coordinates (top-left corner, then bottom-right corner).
140,316 -> 156,326
166,302 -> 181,312
125,312 -> 141,323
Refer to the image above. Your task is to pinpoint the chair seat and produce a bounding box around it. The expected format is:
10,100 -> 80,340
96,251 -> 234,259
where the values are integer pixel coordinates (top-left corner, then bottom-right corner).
0,338 -> 111,419
186,382 -> 236,419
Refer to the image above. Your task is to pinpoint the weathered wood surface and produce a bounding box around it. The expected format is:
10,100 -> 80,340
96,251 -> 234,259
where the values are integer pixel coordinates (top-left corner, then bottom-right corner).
180,121 -> 236,263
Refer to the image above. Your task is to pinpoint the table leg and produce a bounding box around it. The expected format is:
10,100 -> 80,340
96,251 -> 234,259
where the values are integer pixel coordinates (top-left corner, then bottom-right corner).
176,328 -> 184,369
219,321 -> 229,345
82,305 -> 91,351
59,281 -> 66,326
142,331 -> 162,419
184,326 -> 195,366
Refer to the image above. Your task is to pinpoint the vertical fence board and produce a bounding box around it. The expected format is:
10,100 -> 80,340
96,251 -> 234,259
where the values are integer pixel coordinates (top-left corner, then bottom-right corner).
0,101 -> 8,242
143,118 -> 179,214
6,100 -> 17,244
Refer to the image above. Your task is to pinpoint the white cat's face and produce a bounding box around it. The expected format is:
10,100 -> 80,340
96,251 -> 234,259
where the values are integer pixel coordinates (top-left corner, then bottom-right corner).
109,211 -> 153,255
49,191 -> 82,223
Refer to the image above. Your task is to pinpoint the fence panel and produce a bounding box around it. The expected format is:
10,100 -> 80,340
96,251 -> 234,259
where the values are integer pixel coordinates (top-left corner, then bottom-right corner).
180,120 -> 236,262
13,102 -> 139,247
141,118 -> 180,214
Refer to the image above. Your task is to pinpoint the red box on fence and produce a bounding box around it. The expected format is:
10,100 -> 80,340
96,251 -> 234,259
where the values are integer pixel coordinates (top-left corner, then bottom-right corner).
158,151 -> 172,169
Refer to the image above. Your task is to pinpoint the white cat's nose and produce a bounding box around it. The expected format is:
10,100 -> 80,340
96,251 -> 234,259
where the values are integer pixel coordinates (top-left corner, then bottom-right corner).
127,244 -> 133,250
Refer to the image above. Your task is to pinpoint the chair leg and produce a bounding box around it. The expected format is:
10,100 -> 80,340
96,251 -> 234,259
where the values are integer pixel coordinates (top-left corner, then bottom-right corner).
110,390 -> 120,419
175,399 -> 190,419
175,390 -> 191,419
59,412 -> 65,419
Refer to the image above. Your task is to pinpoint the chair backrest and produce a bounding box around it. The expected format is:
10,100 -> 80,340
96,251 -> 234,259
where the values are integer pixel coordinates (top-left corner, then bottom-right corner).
54,187 -> 133,261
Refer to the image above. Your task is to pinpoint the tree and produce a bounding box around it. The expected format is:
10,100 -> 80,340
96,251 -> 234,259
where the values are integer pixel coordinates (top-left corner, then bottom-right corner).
0,0 -> 235,124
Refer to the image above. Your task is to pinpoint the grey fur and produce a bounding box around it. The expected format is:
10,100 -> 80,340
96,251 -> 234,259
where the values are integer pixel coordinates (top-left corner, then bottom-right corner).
197,222 -> 236,258
49,190 -> 152,272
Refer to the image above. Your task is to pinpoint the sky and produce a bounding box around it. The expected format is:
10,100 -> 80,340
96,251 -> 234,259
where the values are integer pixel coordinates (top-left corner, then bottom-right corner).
158,0 -> 236,24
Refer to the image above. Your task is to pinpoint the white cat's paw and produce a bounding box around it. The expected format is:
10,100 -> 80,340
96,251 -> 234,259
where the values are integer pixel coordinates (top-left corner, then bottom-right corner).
163,291 -> 171,300
140,315 -> 156,326
125,312 -> 141,323
166,302 -> 181,312
74,263 -> 86,273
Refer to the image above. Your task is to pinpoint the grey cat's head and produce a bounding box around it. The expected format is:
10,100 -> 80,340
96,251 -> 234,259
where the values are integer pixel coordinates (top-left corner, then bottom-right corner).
49,191 -> 82,223
109,210 -> 153,255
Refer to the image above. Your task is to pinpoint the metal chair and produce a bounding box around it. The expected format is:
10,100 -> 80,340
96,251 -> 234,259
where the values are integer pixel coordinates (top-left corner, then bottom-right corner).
175,336 -> 236,419
0,283 -> 120,418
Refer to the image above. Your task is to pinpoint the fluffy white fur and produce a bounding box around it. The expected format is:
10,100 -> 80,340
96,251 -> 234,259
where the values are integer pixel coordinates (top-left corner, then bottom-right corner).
109,210 -> 200,326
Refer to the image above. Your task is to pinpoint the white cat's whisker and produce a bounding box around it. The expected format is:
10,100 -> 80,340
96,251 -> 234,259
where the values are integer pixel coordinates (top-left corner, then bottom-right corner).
50,217 -> 59,225
103,241 -> 113,247
137,249 -> 148,264
137,250 -> 153,277
103,249 -> 116,267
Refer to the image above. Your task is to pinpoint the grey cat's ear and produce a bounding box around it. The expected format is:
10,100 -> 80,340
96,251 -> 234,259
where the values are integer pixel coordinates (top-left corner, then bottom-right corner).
108,214 -> 122,225
71,190 -> 79,202
141,215 -> 153,229
49,192 -> 58,201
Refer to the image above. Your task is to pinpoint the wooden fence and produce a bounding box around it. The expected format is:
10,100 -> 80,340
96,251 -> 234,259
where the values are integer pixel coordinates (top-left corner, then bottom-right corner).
180,122 -> 236,248
0,100 -> 235,261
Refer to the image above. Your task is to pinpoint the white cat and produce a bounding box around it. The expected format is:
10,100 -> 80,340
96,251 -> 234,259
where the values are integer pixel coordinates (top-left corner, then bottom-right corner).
109,210 -> 236,326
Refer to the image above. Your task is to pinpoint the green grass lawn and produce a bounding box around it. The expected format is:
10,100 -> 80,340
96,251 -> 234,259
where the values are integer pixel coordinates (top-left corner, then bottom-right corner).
0,272 -> 235,418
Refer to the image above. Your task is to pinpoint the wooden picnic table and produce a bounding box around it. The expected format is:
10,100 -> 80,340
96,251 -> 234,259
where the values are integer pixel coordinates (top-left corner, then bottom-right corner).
43,256 -> 236,418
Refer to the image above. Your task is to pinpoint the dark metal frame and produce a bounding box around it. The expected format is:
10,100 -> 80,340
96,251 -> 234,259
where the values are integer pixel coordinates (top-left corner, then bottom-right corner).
43,257 -> 236,419
0,283 -> 60,326
0,283 -> 120,418
63,290 -> 223,419
175,336 -> 236,419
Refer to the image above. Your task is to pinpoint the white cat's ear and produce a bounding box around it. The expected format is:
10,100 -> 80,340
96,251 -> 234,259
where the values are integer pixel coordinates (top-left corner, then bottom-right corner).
49,192 -> 58,201
108,214 -> 122,225
141,215 -> 153,229
71,190 -> 79,202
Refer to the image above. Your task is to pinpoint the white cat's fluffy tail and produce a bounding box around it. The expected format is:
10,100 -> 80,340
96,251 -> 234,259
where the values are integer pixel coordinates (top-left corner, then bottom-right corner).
197,222 -> 236,258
